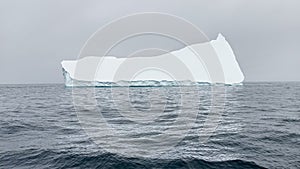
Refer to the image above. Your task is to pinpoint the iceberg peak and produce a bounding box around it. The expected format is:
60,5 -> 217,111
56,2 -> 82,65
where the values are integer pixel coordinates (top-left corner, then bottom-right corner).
217,33 -> 226,41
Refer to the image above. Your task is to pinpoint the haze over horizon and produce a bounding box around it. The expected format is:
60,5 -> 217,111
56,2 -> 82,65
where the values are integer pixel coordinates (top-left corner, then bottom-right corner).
1,0 -> 300,84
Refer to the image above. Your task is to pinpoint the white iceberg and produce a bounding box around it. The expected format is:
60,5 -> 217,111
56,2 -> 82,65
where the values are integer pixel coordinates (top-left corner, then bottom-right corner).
61,34 -> 244,87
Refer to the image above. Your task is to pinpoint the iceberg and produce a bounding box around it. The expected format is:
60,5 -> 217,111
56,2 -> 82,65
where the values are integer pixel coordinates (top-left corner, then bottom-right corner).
61,34 -> 244,87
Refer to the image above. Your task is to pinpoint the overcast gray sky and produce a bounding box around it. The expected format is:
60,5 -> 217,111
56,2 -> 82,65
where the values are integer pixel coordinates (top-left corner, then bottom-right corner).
0,0 -> 299,84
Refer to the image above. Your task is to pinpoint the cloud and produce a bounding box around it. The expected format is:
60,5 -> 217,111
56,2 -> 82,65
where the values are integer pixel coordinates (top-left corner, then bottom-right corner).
0,0 -> 299,83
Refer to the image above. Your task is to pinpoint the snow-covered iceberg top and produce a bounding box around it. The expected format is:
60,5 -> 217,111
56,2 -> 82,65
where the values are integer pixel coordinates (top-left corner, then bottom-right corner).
62,34 -> 244,87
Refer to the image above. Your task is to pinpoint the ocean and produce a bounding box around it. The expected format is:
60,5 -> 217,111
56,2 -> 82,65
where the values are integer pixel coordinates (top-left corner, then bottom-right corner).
0,82 -> 299,169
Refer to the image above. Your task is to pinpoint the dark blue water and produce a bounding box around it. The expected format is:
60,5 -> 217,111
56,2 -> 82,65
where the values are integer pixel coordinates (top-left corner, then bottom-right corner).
0,83 -> 299,169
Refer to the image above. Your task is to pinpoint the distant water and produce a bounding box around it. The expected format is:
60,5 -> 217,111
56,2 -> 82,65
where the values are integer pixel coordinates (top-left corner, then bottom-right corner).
0,83 -> 299,169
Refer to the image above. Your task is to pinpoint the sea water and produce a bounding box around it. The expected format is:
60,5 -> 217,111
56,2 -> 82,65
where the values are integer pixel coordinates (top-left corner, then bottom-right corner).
0,82 -> 299,168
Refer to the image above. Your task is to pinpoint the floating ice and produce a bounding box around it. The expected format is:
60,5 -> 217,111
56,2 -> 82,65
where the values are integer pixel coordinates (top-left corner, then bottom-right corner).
61,34 -> 244,87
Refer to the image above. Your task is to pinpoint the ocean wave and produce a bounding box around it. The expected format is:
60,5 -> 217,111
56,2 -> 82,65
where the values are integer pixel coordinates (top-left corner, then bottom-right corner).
0,149 -> 265,169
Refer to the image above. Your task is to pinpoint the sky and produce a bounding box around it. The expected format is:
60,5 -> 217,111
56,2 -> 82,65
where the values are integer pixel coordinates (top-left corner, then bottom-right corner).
0,0 -> 299,84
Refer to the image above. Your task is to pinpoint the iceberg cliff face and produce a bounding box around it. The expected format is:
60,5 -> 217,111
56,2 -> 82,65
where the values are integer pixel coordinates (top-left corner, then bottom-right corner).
61,34 -> 244,87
